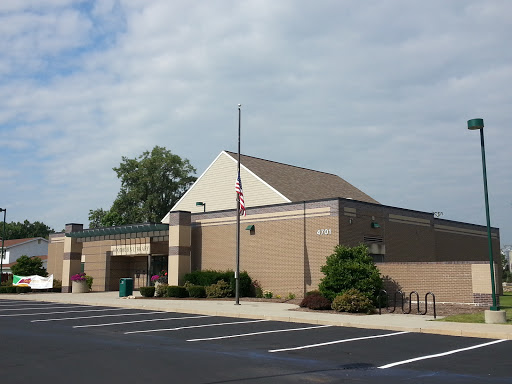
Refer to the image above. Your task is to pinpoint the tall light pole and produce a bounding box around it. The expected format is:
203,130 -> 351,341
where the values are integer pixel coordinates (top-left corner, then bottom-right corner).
467,118 -> 499,311
0,208 -> 6,283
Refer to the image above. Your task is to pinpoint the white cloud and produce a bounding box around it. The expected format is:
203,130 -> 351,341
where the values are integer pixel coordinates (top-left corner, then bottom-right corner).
0,0 -> 511,246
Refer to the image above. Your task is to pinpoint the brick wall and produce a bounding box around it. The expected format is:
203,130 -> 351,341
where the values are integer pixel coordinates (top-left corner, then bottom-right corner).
192,201 -> 339,297
377,261 -> 498,306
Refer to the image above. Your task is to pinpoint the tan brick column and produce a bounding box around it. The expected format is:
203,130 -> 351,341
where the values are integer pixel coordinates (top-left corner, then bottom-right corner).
167,211 -> 191,286
62,223 -> 83,293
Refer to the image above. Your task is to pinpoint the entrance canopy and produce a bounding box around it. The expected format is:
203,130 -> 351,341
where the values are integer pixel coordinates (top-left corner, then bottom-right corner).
65,223 -> 169,242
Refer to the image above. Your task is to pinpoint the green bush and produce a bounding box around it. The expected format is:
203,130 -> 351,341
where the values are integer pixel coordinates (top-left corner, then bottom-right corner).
0,286 -> 7,293
319,244 -> 383,302
155,283 -> 169,297
139,286 -> 155,297
85,275 -> 93,291
229,271 -> 252,297
1,276 -> 13,287
167,285 -> 188,298
5,286 -> 17,294
251,280 -> 263,298
183,270 -> 230,286
331,288 -> 375,314
187,285 -> 206,298
52,279 -> 62,292
183,270 -> 253,297
299,292 -> 331,310
16,286 -> 32,294
305,290 -> 321,297
205,280 -> 233,298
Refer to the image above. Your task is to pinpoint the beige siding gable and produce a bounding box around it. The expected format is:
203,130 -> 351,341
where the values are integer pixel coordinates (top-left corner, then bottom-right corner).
167,151 -> 289,217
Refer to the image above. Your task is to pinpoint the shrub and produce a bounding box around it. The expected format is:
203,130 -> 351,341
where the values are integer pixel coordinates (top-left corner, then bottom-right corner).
306,290 -> 321,297
1,276 -> 13,287
263,290 -> 273,299
183,270 -> 253,297
167,285 -> 188,298
187,285 -> 206,298
85,275 -> 93,291
139,286 -> 155,297
319,244 -> 383,302
5,286 -> 17,294
229,271 -> 252,297
16,286 -> 32,294
155,283 -> 169,297
286,292 -> 296,300
205,280 -> 232,298
0,286 -> 7,293
52,279 -> 62,292
331,289 -> 375,314
299,293 -> 332,310
251,280 -> 263,298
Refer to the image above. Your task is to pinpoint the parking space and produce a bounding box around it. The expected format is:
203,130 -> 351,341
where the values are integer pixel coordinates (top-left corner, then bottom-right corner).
1,299 -> 510,383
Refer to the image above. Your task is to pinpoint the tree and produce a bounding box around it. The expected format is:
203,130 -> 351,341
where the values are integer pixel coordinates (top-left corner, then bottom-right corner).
89,146 -> 196,227
11,255 -> 48,277
319,244 -> 383,302
2,220 -> 55,240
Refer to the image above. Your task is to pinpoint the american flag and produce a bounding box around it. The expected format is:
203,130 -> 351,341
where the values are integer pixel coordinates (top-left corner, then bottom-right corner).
236,172 -> 246,216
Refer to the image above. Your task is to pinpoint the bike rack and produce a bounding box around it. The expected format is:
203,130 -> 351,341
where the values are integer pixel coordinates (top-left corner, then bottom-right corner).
378,290 -> 436,318
420,292 -> 436,318
403,291 -> 420,314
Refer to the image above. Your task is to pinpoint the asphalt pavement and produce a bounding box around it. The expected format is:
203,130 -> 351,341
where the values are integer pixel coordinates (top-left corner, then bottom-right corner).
1,291 -> 511,340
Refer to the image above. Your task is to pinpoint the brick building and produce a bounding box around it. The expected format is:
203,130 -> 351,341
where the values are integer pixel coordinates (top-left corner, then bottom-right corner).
48,151 -> 501,306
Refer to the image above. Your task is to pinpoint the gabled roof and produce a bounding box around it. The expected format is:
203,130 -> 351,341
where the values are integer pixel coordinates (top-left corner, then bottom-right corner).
0,237 -> 48,248
224,151 -> 379,204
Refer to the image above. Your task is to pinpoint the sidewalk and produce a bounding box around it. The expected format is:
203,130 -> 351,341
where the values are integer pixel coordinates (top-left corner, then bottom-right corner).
2,291 -> 511,340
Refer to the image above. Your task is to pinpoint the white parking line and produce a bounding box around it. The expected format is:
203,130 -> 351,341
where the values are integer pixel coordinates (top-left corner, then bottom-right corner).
378,339 -> 508,369
0,305 -> 90,312
124,319 -> 269,334
187,325 -> 333,342
0,308 -> 128,317
32,311 -> 166,322
268,331 -> 410,353
73,315 -> 212,328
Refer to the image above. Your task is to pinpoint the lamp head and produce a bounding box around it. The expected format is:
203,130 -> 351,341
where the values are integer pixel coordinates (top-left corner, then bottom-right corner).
467,118 -> 484,130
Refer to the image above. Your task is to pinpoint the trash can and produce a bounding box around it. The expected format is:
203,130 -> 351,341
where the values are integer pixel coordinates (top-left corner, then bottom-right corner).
119,278 -> 134,297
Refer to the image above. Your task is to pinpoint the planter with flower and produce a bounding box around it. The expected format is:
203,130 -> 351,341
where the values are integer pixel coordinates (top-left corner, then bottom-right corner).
151,270 -> 168,297
71,273 -> 90,293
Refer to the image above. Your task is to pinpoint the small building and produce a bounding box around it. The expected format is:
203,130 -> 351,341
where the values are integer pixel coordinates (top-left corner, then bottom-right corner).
48,151 -> 501,306
1,237 -> 49,280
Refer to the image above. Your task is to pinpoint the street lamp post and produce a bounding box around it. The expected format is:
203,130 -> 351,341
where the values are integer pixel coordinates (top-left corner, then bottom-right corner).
467,118 -> 499,311
0,208 -> 6,283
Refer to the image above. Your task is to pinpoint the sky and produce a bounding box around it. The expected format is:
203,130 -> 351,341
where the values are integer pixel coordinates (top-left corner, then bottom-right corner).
0,1 -> 511,248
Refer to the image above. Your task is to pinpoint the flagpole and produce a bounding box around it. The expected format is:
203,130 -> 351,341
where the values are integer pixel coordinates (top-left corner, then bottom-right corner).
235,104 -> 241,305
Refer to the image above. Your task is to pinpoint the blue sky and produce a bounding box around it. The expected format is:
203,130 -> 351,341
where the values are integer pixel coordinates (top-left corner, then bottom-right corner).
1,1 -> 511,248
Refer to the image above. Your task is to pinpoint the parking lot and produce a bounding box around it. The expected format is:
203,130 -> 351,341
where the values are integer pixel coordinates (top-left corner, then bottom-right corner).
1,299 -> 510,383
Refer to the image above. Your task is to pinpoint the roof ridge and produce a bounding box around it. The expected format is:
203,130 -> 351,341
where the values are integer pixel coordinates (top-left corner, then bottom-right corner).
224,150 -> 339,178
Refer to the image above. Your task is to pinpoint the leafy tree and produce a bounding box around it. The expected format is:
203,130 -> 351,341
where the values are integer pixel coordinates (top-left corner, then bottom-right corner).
2,220 -> 55,240
89,146 -> 196,227
319,244 -> 383,302
11,255 -> 48,277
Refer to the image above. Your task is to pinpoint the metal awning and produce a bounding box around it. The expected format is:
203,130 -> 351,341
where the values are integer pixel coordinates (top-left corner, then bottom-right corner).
65,223 -> 169,238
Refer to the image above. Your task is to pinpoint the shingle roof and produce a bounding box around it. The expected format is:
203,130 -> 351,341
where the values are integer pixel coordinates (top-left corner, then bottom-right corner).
225,151 -> 379,204
1,238 -> 45,248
